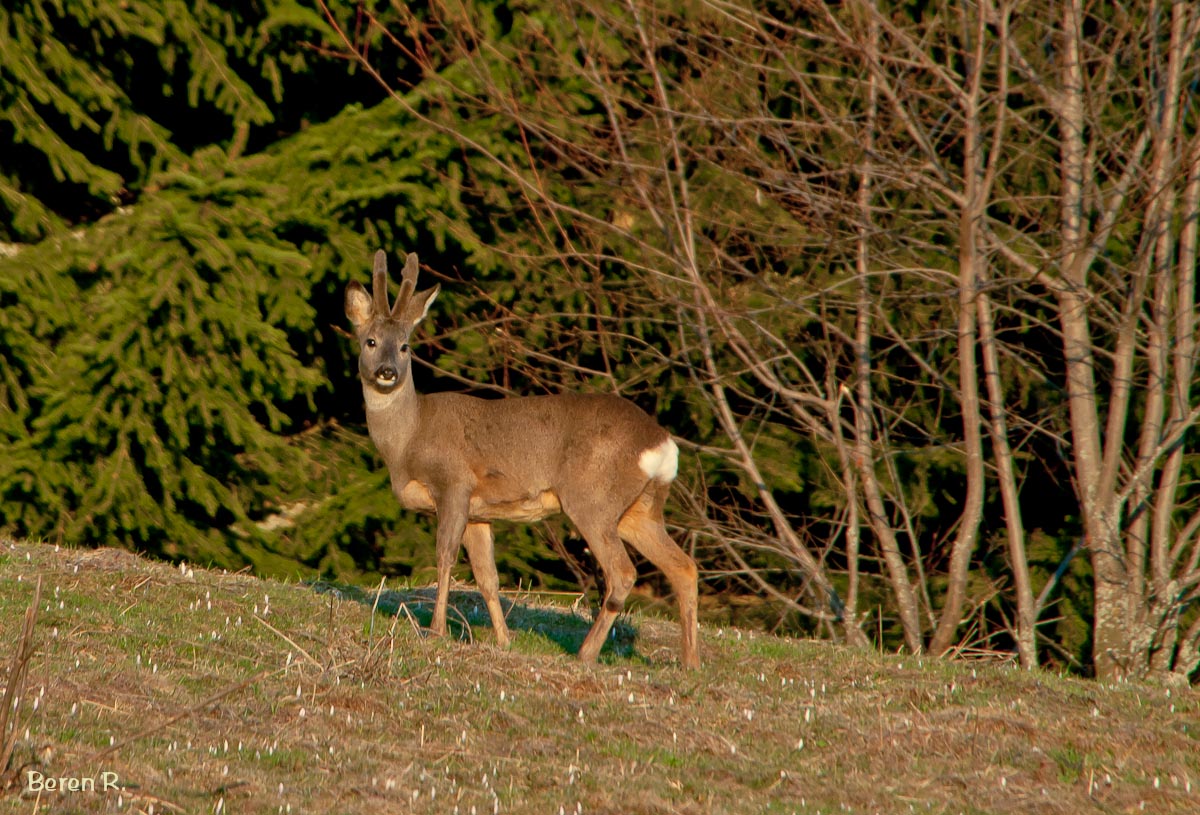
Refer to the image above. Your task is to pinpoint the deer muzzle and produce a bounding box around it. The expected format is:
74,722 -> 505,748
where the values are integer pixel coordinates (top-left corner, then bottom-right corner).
374,365 -> 399,388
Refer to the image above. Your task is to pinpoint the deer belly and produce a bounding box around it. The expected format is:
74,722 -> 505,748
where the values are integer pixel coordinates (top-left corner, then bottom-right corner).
397,479 -> 561,522
469,489 -> 562,522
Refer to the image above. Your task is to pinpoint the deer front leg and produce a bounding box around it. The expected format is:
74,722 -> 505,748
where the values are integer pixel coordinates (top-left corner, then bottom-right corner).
431,492 -> 470,638
462,522 -> 511,648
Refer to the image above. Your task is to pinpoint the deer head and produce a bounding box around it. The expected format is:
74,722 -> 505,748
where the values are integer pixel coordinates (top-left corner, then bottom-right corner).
344,250 -> 440,394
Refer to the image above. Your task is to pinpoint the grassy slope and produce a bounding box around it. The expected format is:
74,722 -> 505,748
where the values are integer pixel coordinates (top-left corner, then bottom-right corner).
0,539 -> 1197,815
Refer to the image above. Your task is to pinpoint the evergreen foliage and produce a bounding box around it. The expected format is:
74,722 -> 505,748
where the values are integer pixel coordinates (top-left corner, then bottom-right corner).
0,148 -> 322,565
0,0 -> 397,241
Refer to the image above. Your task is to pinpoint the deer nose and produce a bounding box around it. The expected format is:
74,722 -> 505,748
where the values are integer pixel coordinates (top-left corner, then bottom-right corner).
375,366 -> 398,383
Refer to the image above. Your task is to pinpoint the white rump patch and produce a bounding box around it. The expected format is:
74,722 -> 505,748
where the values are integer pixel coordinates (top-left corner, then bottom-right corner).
638,438 -> 679,482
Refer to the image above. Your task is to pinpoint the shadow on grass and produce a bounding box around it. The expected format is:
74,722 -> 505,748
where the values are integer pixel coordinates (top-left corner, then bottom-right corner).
311,581 -> 643,664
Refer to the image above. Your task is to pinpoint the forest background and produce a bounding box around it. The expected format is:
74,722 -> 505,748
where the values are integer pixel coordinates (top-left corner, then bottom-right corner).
0,0 -> 1197,684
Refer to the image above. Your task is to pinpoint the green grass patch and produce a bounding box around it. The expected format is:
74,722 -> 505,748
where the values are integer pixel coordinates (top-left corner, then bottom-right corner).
1,540 -> 1198,814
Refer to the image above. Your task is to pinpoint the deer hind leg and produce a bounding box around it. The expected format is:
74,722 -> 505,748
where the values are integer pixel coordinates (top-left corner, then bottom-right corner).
573,519 -> 638,664
618,488 -> 700,669
462,522 -> 511,648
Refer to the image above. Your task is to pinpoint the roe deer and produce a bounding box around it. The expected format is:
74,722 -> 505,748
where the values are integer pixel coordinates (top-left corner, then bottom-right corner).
345,250 -> 699,668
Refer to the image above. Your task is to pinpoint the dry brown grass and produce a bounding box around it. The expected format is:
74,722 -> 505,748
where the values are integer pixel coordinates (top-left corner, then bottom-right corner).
1,539 -> 1197,814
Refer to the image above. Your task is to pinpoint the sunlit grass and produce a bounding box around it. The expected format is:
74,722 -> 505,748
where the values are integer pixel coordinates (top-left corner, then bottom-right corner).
1,539 -> 1197,814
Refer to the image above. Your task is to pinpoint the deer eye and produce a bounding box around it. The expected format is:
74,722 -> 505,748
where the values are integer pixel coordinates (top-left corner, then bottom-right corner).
366,338 -> 377,348
400,343 -> 410,353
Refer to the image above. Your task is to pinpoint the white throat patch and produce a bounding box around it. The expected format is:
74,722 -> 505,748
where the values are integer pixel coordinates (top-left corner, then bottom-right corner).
363,384 -> 404,412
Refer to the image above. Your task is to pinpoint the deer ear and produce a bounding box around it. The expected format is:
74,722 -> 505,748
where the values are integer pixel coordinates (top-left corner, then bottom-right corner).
406,284 -> 440,326
345,281 -> 374,329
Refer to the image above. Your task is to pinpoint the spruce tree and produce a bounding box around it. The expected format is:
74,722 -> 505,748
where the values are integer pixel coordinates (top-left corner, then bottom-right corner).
0,0 -> 397,241
0,149 -> 322,565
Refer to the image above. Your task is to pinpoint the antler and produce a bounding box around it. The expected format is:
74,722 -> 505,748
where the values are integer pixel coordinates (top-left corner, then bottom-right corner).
391,252 -> 420,319
371,250 -> 391,315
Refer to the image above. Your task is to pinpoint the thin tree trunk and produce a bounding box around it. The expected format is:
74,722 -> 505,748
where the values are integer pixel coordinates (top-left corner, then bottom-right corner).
1052,0 -> 1130,681
852,10 -> 922,654
970,2 -> 1035,668
1147,5 -> 1200,679
930,3 -> 988,656
978,290 -> 1036,667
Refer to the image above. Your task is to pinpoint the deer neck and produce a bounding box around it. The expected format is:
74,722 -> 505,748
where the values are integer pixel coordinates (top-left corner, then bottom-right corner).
362,375 -> 423,474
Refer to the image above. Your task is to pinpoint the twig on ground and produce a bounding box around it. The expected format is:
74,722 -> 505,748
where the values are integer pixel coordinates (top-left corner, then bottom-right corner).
253,614 -> 322,670
0,577 -> 41,789
448,603 -> 475,644
398,602 -> 423,636
368,576 -> 387,639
